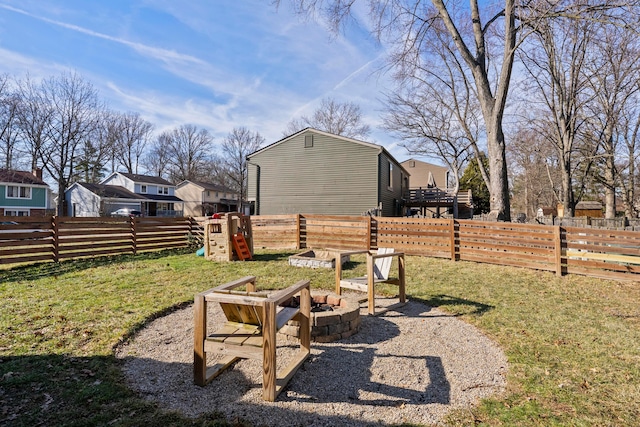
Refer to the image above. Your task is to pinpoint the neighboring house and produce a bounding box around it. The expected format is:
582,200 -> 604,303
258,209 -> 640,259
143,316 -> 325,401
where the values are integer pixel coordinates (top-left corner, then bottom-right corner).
101,172 -> 184,217
401,159 -> 450,189
247,128 -> 408,217
400,158 -> 473,218
0,168 -> 50,217
175,180 -> 240,217
65,183 -> 145,217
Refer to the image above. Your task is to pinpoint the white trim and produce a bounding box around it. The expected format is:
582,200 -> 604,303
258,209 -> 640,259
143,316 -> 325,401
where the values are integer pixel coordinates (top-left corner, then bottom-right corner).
4,208 -> 30,216
5,185 -> 33,200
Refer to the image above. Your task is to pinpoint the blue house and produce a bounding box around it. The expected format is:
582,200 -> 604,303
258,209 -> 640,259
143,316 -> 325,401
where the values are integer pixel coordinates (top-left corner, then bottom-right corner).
0,168 -> 50,217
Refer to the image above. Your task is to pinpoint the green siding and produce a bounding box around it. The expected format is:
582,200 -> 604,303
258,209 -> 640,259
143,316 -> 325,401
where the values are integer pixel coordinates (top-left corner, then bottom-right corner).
248,130 -> 381,215
0,185 -> 47,208
378,154 -> 405,216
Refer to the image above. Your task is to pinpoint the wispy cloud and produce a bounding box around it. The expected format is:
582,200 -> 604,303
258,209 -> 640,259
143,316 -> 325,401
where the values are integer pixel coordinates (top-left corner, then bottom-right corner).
0,3 -> 205,66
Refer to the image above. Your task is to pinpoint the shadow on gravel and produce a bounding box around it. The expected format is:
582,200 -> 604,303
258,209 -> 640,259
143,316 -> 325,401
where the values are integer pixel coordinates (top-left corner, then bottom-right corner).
111,299 -> 507,426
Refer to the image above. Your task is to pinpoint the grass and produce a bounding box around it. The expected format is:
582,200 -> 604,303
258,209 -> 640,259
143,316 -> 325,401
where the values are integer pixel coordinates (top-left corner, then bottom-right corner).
1,249 -> 639,426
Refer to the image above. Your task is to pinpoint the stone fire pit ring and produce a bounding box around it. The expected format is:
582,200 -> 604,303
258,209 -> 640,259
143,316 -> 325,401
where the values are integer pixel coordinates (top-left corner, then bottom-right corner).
288,250 -> 350,269
279,293 -> 360,343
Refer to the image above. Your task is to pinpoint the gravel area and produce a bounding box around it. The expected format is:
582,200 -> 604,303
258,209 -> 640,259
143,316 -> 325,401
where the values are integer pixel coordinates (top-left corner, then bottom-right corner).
115,297 -> 507,426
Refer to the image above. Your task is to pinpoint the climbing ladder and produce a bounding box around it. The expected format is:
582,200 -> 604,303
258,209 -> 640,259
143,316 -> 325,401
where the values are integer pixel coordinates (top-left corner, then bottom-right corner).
231,232 -> 252,261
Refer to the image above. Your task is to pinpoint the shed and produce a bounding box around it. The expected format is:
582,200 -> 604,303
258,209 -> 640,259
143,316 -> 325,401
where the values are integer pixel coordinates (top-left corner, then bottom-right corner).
574,201 -> 603,218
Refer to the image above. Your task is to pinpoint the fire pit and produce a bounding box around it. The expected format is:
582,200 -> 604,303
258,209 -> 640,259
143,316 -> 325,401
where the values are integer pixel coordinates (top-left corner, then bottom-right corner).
288,250 -> 350,269
279,293 -> 360,342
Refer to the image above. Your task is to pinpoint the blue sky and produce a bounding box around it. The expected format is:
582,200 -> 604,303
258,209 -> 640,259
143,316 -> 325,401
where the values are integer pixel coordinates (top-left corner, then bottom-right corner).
0,0 -> 410,161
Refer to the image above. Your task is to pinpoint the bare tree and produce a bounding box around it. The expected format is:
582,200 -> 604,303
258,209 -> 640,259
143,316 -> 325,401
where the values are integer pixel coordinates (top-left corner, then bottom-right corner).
284,97 -> 371,139
507,128 -> 560,218
14,74 -> 51,172
617,102 -> 640,218
112,111 -> 153,174
74,109 -> 118,183
221,127 -> 265,203
38,72 -> 101,215
165,124 -> 214,182
518,13 -> 597,217
278,0 -> 635,221
381,16 -> 486,211
583,24 -> 640,218
144,132 -> 172,178
0,74 -> 22,169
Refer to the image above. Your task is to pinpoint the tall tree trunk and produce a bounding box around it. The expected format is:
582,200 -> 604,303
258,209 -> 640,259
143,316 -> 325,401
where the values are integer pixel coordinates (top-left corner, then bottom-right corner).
604,154 -> 616,218
560,157 -> 574,218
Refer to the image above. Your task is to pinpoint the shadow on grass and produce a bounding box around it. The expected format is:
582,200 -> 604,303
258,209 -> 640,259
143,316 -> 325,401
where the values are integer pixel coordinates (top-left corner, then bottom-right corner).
0,353 -> 245,427
412,294 -> 494,316
0,248 -> 194,284
250,251 -> 297,262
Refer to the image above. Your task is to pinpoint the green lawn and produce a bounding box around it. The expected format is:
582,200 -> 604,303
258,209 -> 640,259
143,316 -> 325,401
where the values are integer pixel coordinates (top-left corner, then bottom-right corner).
1,249 -> 639,426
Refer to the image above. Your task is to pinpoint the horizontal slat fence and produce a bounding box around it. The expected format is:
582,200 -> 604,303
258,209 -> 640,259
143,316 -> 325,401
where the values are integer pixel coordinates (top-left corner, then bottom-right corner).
564,226 -> 640,280
0,216 -> 197,265
247,214 -> 640,281
0,216 -> 54,265
375,217 -> 453,258
3,213 -> 640,282
55,217 -> 134,260
251,215 -> 299,249
457,220 -> 558,272
134,217 -> 192,252
301,214 -> 370,251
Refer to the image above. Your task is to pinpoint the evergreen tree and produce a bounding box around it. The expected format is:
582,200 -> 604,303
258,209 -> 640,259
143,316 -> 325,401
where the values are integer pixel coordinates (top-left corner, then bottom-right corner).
460,155 -> 490,214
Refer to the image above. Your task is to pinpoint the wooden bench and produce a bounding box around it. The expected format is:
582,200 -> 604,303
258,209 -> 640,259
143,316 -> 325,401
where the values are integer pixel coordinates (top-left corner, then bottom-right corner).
193,276 -> 311,401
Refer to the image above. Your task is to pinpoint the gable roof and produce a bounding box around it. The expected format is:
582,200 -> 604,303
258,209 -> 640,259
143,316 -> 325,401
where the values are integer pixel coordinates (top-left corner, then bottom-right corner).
119,172 -> 174,186
78,183 -> 143,200
176,180 -> 237,193
0,169 -> 48,186
575,201 -> 603,210
247,127 -> 409,174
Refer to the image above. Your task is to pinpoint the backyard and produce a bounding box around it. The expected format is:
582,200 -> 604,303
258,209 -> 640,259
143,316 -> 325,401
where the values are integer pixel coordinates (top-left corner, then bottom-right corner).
1,248 -> 639,426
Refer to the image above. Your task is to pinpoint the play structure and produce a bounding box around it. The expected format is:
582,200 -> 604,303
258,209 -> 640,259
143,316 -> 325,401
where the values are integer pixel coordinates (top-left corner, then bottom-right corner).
203,212 -> 253,261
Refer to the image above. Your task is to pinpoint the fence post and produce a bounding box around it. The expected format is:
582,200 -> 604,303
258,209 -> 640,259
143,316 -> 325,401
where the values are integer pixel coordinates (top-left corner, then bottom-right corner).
52,215 -> 59,263
296,214 -> 301,249
367,216 -> 372,251
554,225 -> 564,276
449,219 -> 458,261
131,216 -> 137,256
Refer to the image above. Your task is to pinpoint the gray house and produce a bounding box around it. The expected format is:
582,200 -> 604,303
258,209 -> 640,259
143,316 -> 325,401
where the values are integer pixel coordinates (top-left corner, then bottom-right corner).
247,128 -> 408,216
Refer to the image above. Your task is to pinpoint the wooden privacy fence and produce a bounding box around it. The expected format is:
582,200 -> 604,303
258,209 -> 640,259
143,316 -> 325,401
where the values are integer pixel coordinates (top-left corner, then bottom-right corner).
0,216 -> 197,266
251,214 -> 640,281
4,214 -> 640,281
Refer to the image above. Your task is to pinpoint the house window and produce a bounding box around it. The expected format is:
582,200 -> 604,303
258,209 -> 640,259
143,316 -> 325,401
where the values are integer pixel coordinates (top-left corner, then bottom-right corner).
388,162 -> 394,190
140,185 -> 147,193
157,186 -> 169,195
6,185 -> 31,199
206,190 -> 210,196
5,209 -> 29,216
304,135 -> 313,148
